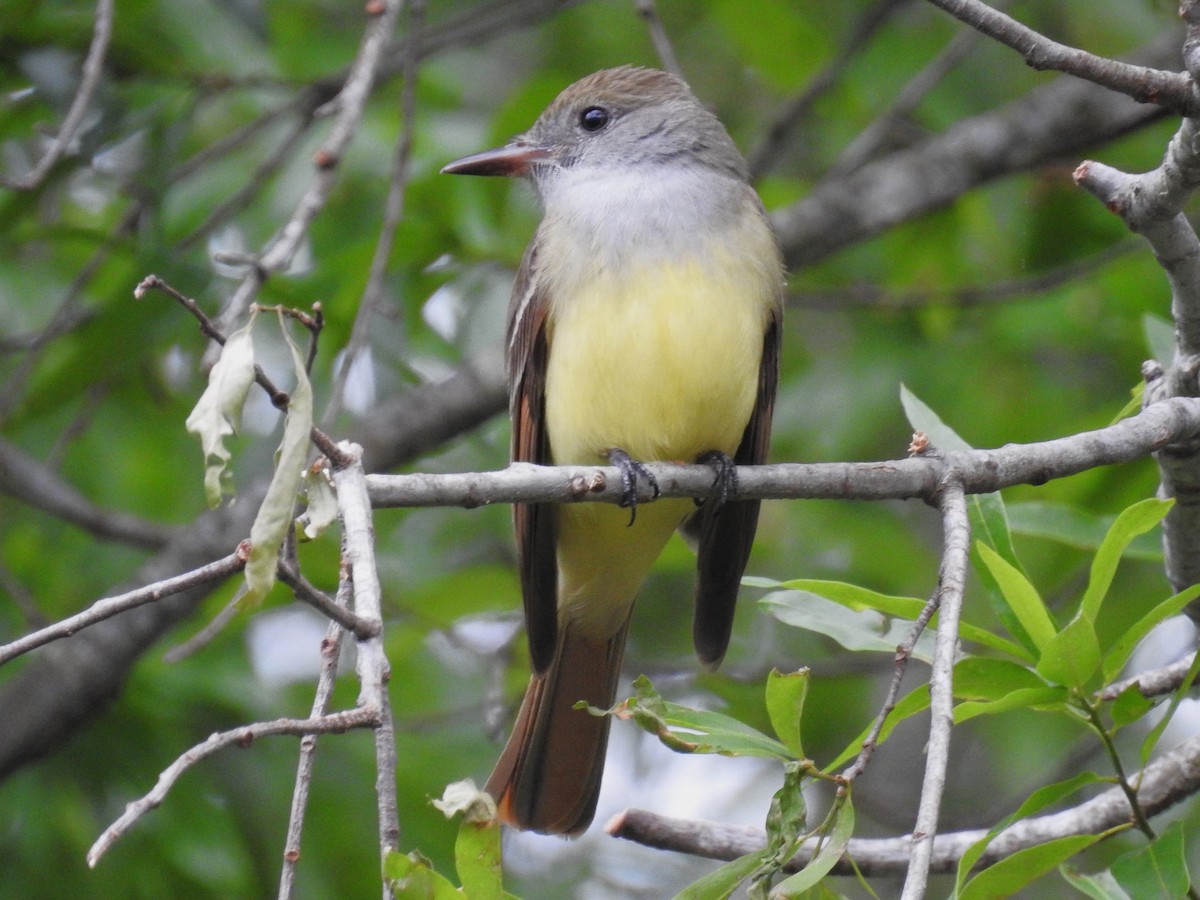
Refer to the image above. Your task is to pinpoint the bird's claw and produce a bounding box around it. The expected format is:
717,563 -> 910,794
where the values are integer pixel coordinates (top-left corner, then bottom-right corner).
695,450 -> 737,509
607,448 -> 659,526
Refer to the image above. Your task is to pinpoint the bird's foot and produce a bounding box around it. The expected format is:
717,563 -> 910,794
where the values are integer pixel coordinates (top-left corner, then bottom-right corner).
607,448 -> 659,526
695,450 -> 738,509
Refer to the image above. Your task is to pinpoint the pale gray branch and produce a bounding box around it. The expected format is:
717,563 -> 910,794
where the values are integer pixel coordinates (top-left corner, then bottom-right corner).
1073,6 -> 1200,608
365,397 -> 1200,509
331,443 -> 399,866
922,0 -> 1195,113
0,435 -> 170,551
902,478 -> 970,900
774,31 -> 1174,269
0,549 -> 246,667
609,731 -> 1200,876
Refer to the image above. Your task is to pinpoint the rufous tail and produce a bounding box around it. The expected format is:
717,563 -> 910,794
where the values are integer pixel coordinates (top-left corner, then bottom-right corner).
485,619 -> 629,835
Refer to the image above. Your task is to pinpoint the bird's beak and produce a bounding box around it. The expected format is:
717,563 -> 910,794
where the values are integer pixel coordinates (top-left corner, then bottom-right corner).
440,142 -> 552,177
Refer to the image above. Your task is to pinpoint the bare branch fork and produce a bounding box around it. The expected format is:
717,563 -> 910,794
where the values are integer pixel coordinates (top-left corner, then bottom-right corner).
85,443 -> 396,876
1068,0 -> 1200,605
923,0 -> 1199,114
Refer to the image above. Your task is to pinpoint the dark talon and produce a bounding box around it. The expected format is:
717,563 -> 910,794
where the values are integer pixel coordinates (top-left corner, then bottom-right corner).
607,448 -> 659,526
695,450 -> 737,509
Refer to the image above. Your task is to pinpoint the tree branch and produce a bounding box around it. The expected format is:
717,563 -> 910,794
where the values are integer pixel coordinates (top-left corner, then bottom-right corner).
365,397 -> 1200,509
774,31 -> 1175,269
1073,5 -> 1200,609
86,706 -> 381,868
922,0 -> 1196,114
0,435 -> 171,551
2,0 -> 114,190
902,478 -> 970,899
609,731 -> 1200,876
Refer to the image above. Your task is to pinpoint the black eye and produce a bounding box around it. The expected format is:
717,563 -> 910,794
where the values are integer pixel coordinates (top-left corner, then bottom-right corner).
579,106 -> 610,132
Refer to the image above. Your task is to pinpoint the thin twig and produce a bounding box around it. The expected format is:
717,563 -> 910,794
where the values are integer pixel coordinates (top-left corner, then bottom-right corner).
0,548 -> 247,667
161,589 -> 246,664
922,0 -> 1197,114
86,706 -> 381,868
749,0 -> 904,177
2,0 -> 114,189
842,582 -> 941,783
902,477 -> 970,899
135,275 -> 350,466
631,0 -> 682,78
277,558 -> 379,640
209,0 -> 405,350
279,593 -> 348,899
790,241 -> 1139,310
324,0 -> 426,428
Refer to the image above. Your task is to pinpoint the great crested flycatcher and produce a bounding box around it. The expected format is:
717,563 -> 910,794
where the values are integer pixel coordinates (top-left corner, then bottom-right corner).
442,66 -> 783,835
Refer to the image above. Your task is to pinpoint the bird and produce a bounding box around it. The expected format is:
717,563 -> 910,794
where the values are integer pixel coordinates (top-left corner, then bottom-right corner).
442,65 -> 783,835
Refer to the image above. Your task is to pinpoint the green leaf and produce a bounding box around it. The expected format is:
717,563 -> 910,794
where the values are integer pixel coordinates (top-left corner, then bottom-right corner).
383,850 -> 460,900
184,317 -> 257,507
953,686 -> 1070,723
773,578 -> 925,619
750,760 -> 810,895
431,781 -> 504,900
759,590 -> 934,661
953,657 -> 1045,702
955,771 -> 1108,894
975,542 -> 1057,651
901,386 -> 1027,582
766,669 -> 809,759
903,384 -> 1041,652
1101,583 -> 1200,681
828,685 -> 930,771
611,676 -> 792,759
1079,498 -> 1172,623
1036,615 -> 1101,689
1059,865 -> 1131,899
770,578 -> 1029,660
1111,821 -> 1191,899
675,851 -> 770,900
900,384 -> 972,452
242,317 -> 313,607
1109,684 -> 1155,730
1139,651 -> 1200,766
959,834 -> 1105,900
770,797 -> 854,898
1007,502 -> 1162,561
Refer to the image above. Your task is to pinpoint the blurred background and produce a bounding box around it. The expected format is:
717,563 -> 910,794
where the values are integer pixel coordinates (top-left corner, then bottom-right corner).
0,0 -> 1193,896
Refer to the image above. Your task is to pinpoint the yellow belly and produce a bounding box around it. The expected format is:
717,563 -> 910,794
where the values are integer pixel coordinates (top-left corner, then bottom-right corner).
542,246 -> 775,634
544,254 -> 768,466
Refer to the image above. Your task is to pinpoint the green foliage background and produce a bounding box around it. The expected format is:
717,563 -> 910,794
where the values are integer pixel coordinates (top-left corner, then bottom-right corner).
0,0 -> 1194,897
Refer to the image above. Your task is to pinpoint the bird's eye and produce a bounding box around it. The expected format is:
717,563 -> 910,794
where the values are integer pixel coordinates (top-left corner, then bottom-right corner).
579,106 -> 610,132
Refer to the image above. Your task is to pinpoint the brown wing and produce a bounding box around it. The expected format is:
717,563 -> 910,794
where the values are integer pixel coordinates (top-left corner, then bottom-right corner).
508,236 -> 558,673
689,309 -> 781,668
